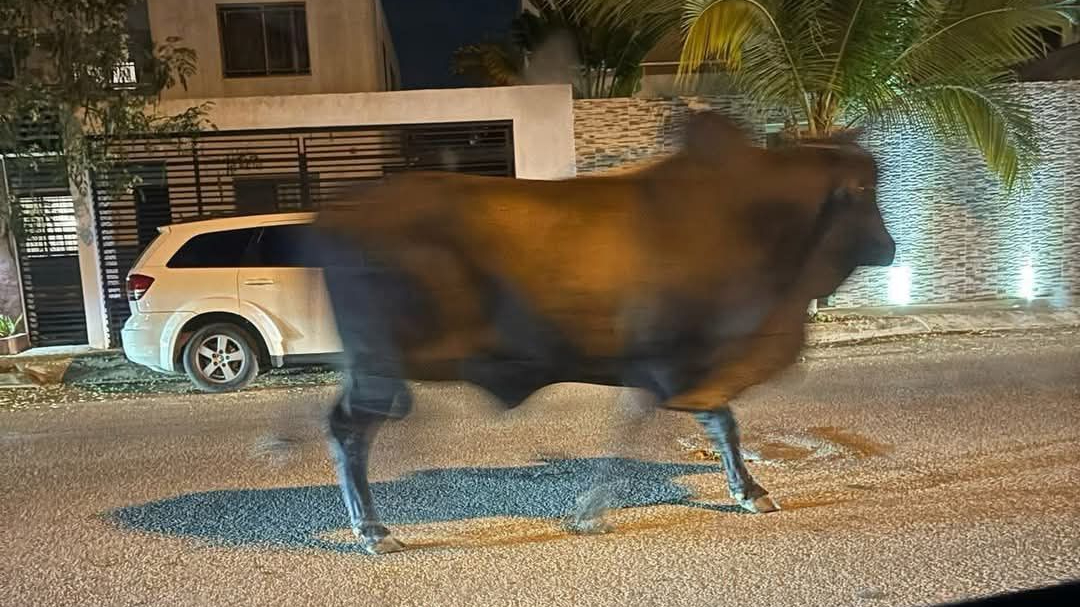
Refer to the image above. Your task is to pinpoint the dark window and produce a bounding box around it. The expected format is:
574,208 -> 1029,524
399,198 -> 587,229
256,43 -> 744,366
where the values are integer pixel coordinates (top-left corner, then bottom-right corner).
218,3 -> 310,77
249,224 -> 314,267
125,0 -> 154,85
167,228 -> 258,268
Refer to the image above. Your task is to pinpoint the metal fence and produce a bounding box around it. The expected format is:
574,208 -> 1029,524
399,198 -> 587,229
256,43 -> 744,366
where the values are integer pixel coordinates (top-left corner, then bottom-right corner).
4,157 -> 89,346
91,120 -> 516,344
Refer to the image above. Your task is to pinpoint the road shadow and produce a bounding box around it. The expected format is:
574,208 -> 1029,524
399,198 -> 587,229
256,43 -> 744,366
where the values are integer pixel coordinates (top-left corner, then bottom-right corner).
106,457 -> 743,554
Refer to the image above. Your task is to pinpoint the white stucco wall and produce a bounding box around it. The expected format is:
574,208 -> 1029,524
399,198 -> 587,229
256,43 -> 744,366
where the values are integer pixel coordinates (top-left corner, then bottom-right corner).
56,84 -> 575,346
151,84 -> 577,180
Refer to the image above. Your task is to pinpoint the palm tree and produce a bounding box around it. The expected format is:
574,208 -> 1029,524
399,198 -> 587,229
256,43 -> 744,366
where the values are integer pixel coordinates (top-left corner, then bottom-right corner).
453,0 -> 668,98
574,0 -> 1079,188
453,41 -> 525,88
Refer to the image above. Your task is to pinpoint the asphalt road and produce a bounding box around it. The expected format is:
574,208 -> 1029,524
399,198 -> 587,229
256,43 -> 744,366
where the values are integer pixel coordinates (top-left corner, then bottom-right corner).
2,330 -> 1079,607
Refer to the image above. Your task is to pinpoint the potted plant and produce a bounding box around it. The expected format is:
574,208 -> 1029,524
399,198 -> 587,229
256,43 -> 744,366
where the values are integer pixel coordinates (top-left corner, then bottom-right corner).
0,314 -> 29,355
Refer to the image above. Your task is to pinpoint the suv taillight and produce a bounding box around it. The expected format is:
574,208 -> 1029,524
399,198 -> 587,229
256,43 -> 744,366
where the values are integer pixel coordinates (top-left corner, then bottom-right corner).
127,273 -> 155,301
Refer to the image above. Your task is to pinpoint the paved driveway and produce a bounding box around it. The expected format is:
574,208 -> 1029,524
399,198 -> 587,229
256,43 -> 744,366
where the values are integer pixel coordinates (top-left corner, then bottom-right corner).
2,331 -> 1078,606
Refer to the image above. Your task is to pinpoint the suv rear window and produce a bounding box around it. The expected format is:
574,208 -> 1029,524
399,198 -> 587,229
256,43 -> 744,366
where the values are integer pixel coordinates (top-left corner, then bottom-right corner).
166,228 -> 258,268
249,224 -> 315,267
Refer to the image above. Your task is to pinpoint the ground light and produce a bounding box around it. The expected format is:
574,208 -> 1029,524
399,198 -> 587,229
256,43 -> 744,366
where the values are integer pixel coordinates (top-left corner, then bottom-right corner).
1019,261 -> 1036,302
888,265 -> 911,306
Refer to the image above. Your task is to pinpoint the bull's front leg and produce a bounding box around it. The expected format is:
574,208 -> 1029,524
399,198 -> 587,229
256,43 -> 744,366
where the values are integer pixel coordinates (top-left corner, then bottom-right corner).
693,407 -> 778,513
663,305 -> 807,514
327,388 -> 408,555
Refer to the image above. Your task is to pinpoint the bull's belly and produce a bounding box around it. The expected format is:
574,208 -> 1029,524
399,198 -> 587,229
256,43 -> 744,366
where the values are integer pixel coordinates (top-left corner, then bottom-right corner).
400,353 -> 629,407
400,348 -> 711,410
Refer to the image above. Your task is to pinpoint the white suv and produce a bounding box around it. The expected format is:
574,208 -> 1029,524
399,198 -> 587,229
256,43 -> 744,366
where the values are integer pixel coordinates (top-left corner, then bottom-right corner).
121,212 -> 343,392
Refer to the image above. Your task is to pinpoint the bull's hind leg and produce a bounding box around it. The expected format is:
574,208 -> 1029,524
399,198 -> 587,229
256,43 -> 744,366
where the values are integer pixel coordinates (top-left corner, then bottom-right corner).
694,407 -> 779,513
327,397 -> 405,555
564,388 -> 655,534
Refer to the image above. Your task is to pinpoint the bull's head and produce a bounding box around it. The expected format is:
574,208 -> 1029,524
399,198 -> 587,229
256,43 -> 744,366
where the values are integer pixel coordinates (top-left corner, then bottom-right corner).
682,111 -> 896,298
790,132 -> 896,298
806,131 -> 896,269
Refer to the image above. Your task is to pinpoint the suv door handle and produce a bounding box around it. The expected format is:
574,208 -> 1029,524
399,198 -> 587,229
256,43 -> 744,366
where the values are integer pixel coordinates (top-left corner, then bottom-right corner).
243,278 -> 276,286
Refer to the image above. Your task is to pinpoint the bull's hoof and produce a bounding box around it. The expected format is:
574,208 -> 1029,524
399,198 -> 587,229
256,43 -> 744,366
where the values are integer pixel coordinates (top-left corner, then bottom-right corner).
564,516 -> 614,535
355,524 -> 405,555
738,494 -> 780,514
250,433 -> 301,467
359,534 -> 406,555
566,485 -> 614,535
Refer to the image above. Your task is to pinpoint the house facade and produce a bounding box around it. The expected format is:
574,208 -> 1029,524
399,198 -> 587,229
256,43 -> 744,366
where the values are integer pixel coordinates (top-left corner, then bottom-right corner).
143,0 -> 400,98
2,0 -> 575,350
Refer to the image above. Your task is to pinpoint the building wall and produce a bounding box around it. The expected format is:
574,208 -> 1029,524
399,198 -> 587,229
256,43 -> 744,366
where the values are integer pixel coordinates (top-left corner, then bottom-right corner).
372,0 -> 399,90
572,85 -> 1080,307
148,0 -> 394,99
153,84 -> 577,180
7,84 -> 573,348
574,96 -> 764,175
834,81 -> 1080,308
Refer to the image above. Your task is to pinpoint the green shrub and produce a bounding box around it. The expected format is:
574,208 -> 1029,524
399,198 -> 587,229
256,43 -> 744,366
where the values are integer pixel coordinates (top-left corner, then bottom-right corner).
0,315 -> 24,338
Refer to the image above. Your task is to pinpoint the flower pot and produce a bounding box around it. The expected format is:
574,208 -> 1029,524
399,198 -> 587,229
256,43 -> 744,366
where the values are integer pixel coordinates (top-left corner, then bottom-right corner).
0,332 -> 30,355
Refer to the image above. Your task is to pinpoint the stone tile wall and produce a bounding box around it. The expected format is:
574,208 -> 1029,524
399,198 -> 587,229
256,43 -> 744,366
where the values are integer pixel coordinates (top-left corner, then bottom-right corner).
573,83 -> 1080,307
574,96 -> 765,175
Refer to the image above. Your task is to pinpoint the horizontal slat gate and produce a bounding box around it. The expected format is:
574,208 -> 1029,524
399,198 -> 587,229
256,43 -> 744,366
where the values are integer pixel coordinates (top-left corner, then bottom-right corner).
92,121 -> 515,345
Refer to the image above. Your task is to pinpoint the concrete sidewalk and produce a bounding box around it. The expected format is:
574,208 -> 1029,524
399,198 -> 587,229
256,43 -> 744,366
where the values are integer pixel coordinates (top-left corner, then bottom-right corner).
2,299 -> 1078,389
806,299 -> 1080,346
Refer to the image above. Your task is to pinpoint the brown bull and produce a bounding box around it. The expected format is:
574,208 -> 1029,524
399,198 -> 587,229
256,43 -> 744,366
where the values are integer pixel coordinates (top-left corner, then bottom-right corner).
302,111 -> 895,554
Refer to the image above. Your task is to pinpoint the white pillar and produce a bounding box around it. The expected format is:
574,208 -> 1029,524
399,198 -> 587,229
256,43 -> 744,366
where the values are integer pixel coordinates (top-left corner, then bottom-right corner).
0,160 -> 29,327
69,173 -> 110,349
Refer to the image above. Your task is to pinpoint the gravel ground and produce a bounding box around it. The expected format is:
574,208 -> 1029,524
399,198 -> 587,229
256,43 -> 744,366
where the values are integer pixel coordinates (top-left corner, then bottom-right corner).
1,330 -> 1078,607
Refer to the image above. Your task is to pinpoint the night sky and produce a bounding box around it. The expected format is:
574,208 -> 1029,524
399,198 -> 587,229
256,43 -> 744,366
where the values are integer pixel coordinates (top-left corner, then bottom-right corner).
382,0 -> 523,90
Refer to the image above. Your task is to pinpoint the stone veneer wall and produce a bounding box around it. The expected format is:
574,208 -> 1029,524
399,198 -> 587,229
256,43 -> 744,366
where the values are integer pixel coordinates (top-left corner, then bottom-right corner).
573,83 -> 1080,307
833,81 -> 1080,307
574,96 -> 766,175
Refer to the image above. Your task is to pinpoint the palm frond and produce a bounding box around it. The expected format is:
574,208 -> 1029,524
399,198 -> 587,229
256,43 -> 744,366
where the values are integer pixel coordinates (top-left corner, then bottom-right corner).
867,78 -> 1041,190
451,43 -> 523,87
895,1 -> 1078,81
570,0 -> 1078,186
678,0 -> 763,72
569,0 -> 682,32
676,1 -> 839,130
821,1 -> 913,99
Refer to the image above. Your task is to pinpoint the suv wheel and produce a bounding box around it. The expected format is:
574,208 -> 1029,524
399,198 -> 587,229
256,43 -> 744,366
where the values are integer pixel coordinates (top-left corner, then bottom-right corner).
182,323 -> 260,393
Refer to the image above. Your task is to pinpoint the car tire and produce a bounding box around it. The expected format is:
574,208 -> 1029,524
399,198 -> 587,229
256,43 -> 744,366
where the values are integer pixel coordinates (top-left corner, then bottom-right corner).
182,323 -> 260,393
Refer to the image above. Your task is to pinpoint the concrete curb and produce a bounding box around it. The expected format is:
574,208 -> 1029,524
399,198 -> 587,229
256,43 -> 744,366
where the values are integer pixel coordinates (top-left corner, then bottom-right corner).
3,308 -> 1078,388
806,308 -> 1080,346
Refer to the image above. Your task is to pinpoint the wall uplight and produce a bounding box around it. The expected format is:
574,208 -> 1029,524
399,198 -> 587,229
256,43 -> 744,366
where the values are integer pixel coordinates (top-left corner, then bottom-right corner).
1019,262 -> 1036,302
888,265 -> 911,306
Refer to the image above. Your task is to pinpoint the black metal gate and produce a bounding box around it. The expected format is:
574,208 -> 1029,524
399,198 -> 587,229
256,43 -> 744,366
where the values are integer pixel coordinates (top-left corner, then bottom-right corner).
4,157 -> 89,347
92,120 -> 515,344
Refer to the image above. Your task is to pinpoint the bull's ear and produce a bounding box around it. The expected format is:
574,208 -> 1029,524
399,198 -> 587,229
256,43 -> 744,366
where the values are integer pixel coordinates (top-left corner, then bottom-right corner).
683,111 -> 751,160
